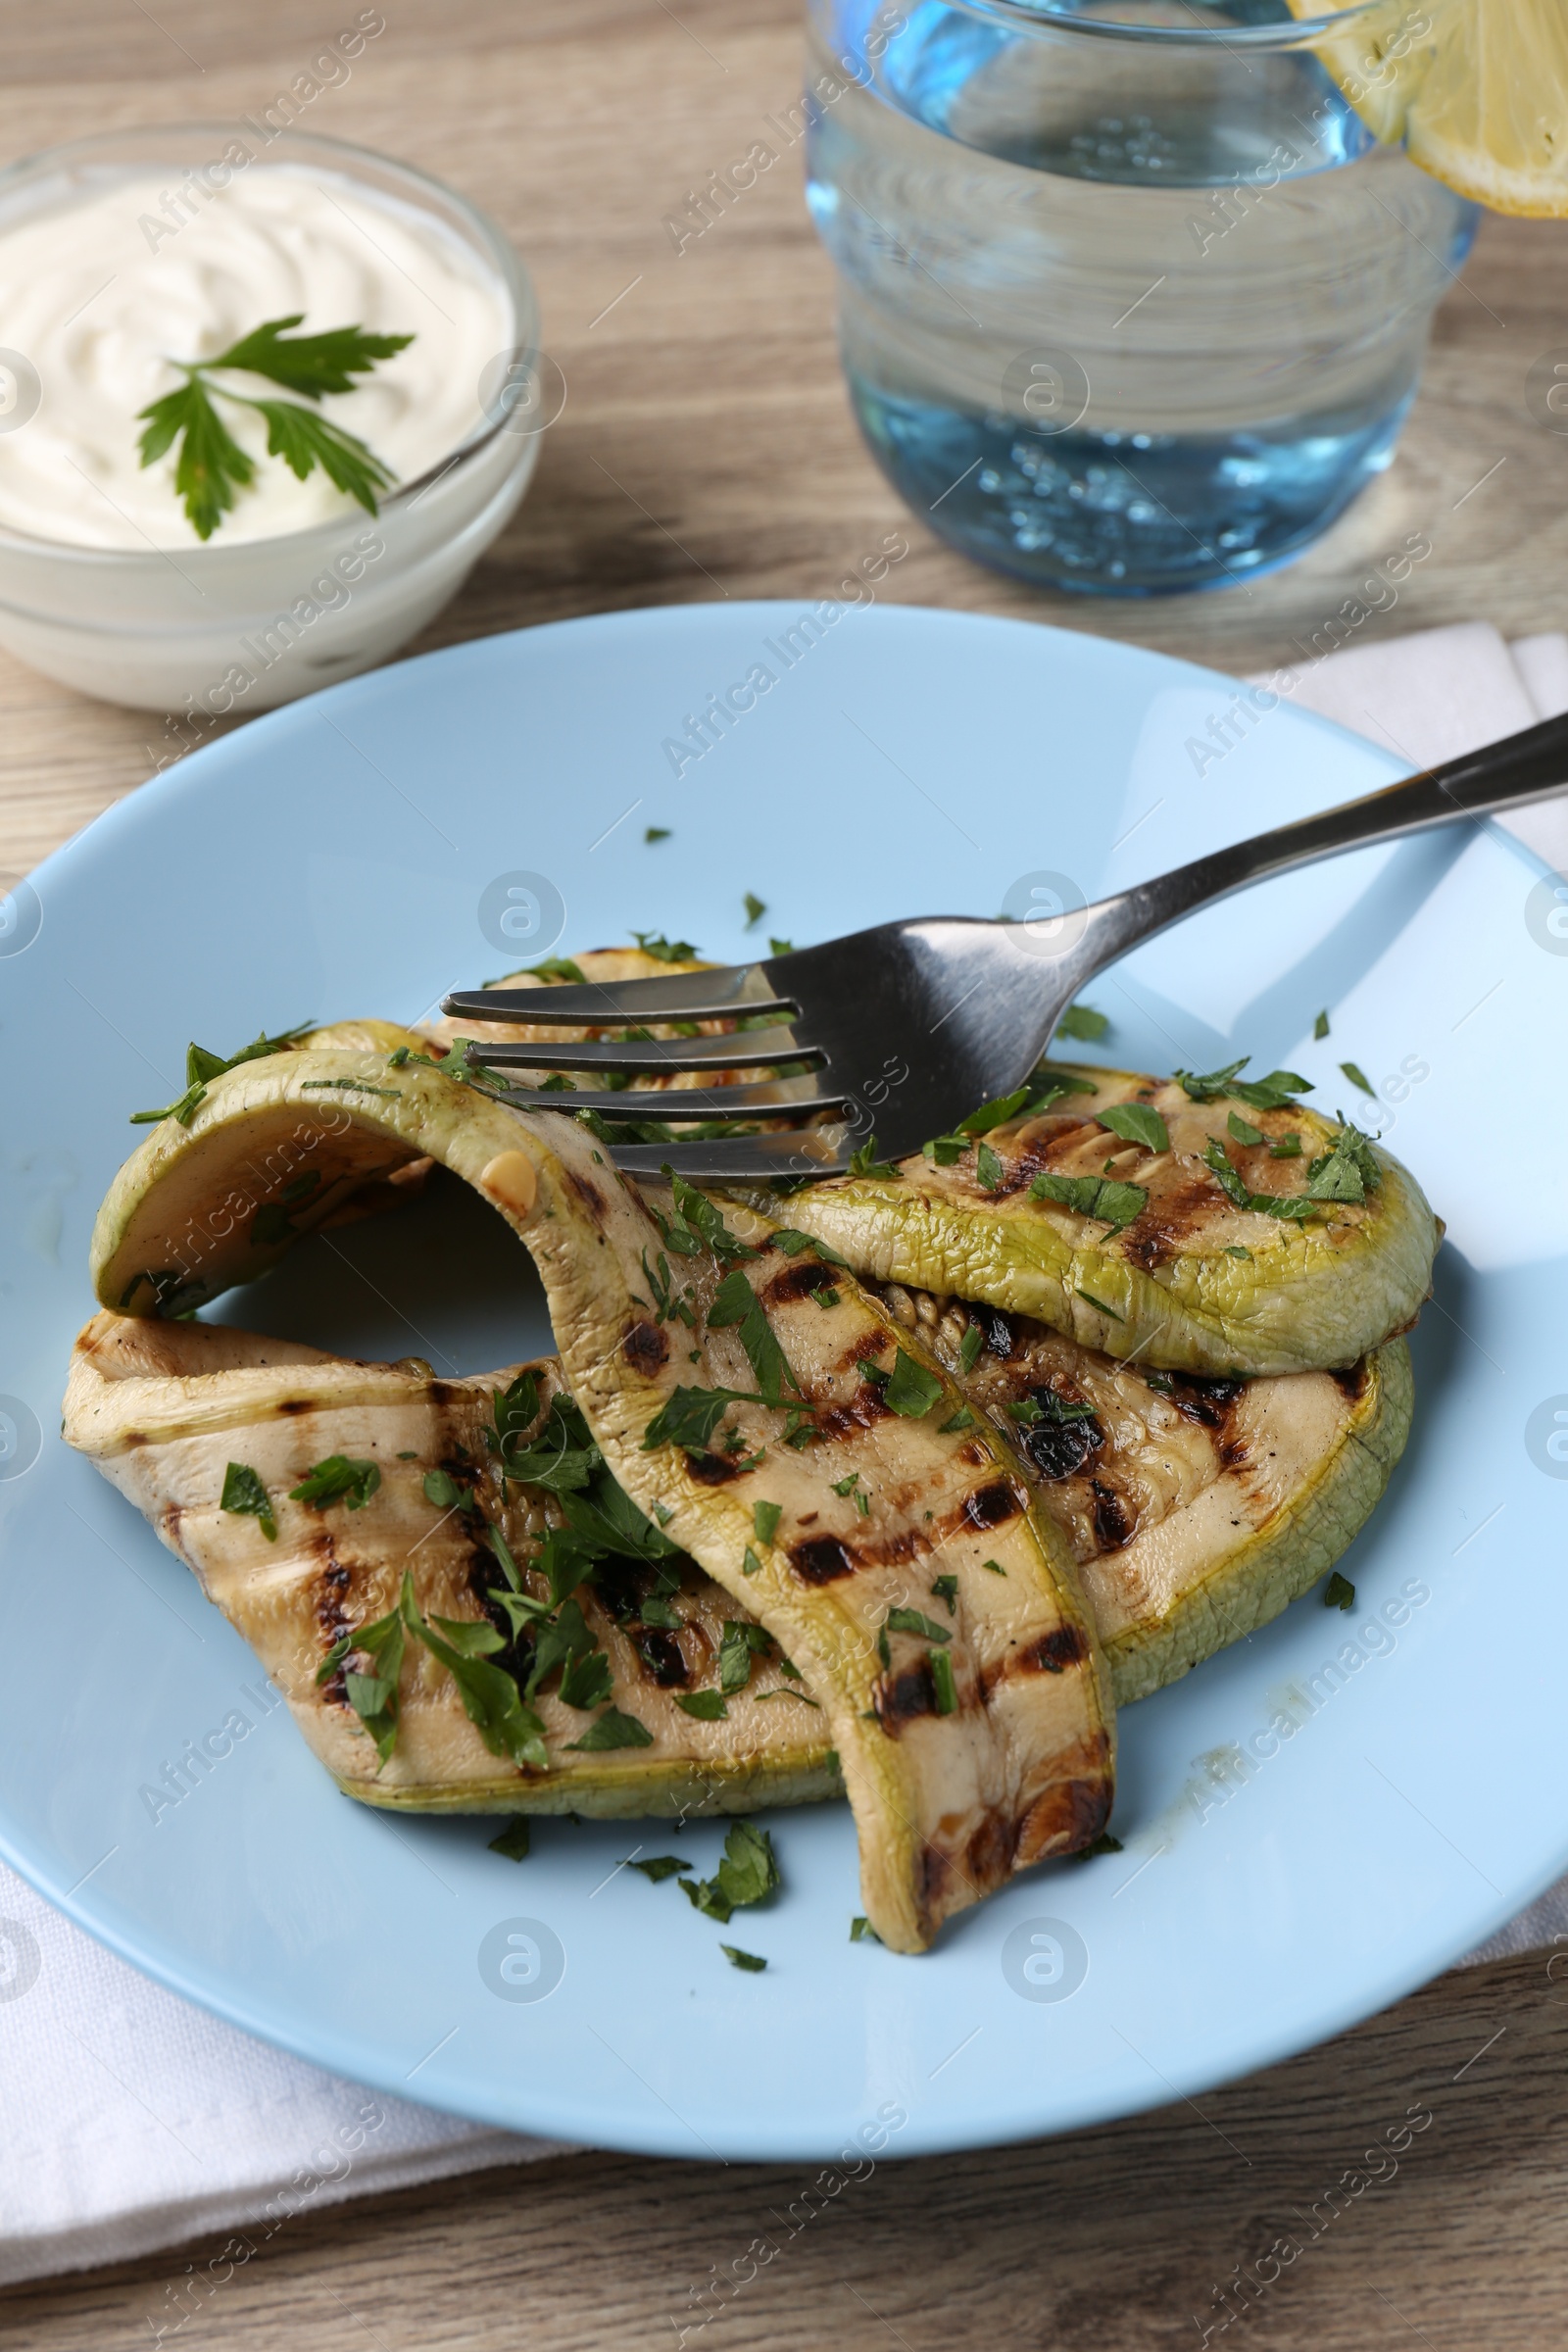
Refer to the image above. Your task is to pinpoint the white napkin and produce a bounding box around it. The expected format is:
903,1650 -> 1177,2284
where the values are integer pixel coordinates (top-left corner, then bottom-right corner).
6,618 -> 1566,2290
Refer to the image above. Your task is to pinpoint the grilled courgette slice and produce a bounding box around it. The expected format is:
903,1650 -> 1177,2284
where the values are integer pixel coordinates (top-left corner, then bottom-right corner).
743,1062 -> 1438,1376
86,1048 -> 1114,1952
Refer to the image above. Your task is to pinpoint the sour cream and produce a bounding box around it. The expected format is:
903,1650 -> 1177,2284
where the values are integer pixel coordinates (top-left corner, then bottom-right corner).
0,165 -> 513,548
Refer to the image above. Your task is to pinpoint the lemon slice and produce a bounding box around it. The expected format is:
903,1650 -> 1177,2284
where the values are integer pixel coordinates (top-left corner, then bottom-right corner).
1295,0 -> 1568,217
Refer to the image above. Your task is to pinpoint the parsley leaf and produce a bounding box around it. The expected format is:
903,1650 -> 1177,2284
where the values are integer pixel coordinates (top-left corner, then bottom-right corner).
136,317 -> 411,538
1228,1110 -> 1264,1146
721,1944 -> 766,1971
679,1820 -> 780,1925
645,826 -> 671,844
422,1468 -> 466,1511
659,1169 -> 758,1263
1098,1102 -> 1169,1153
1340,1060 -> 1376,1098
848,1135 -> 900,1180
754,1500 -> 782,1545
488,1817 -> 532,1862
707,1268 -> 799,1405
931,1573 -> 958,1616
201,315 -> 414,396
850,1915 -> 880,1943
1314,1008 -> 1331,1040
1030,1171 -> 1148,1231
626,1854 -> 690,1881
929,1648 -> 957,1715
975,1141 -> 1004,1192
641,1385 -> 763,1452
129,1018 -> 311,1124
316,1598 -> 407,1766
631,930 -> 699,962
1324,1570 -> 1356,1611
958,1087 -> 1031,1136
1200,1139 -> 1319,1222
1305,1122 -> 1381,1203
400,1576 -> 548,1770
290,1455 -> 380,1510
564,1707 -> 654,1751
886,1605 -> 953,1644
559,1647 -> 615,1710
884,1350 -> 944,1419
743,892 -> 766,928
677,1689 -> 729,1720
1176,1058 -> 1314,1112
771,1229 -> 849,1267
958,1323 -> 984,1376
1056,1004 -> 1108,1041
220,1461 -> 276,1541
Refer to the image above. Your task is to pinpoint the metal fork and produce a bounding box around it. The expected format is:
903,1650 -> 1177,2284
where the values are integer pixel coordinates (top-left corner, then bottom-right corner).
444,710 -> 1568,1181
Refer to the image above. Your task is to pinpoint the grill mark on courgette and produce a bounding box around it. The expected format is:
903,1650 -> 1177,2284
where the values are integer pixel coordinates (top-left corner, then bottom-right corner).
876,1657 -> 940,1732
789,1533 -> 858,1585
1117,1170 -> 1224,1269
956,1479 -> 1024,1533
621,1318 -> 669,1372
1089,1479 -> 1133,1550
760,1256 -> 838,1306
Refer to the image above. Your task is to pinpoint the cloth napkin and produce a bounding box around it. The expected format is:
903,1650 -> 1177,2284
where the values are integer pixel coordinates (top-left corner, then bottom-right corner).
5,618 -> 1567,2292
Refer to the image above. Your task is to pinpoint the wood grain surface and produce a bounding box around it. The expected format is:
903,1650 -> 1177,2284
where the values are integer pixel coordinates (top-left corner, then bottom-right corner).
3,2 -> 1565,2341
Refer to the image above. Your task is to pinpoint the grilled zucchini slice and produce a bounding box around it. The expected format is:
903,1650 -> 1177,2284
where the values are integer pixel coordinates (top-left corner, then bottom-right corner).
86,1049 -> 1114,1952
742,1062 -> 1438,1376
65,1313 -> 833,1817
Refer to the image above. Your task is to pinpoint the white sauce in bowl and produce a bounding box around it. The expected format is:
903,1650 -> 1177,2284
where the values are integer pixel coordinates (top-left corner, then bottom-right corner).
0,165 -> 513,548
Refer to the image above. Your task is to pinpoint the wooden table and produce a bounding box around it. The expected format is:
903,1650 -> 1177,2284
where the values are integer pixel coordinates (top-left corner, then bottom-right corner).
5,5 -> 1565,2342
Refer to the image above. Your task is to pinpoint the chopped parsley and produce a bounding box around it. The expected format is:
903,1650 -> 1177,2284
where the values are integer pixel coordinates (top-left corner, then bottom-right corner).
1071,1832 -> 1125,1862
850,1915 -> 880,1943
981,1558 -> 1006,1576
886,1606 -> 953,1644
677,1689 -> 729,1720
1030,1171 -> 1147,1232
641,1385 -> 765,1453
847,1135 -> 900,1180
958,1087 -> 1030,1136
1305,1121 -> 1381,1204
528,956 -> 588,983
1227,1110 -> 1264,1147
1314,1008 -> 1330,1040
769,937 -> 794,956
631,930 -> 698,962
743,892 -> 766,928
939,1404 -> 975,1433
1224,1245 -> 1252,1260
929,1648 -> 957,1715
1324,1571 -> 1356,1612
220,1461 -> 276,1541
626,1854 -> 690,1881
422,1468 -> 465,1511
884,1350 -> 944,1419
771,1230 -> 849,1266
1176,1058 -> 1314,1113
1270,1133 -> 1302,1159
488,1817 -> 532,1862
645,826 -> 671,843
564,1707 -> 655,1751
1097,1102 -> 1169,1153
1200,1139 -> 1319,1222
653,1168 -> 758,1265
931,1573 -> 958,1616
958,1323 -> 984,1376
679,1820 -> 780,1923
707,1267 -> 799,1405
742,1546 -> 762,1576
975,1141 -> 1004,1192
1340,1060 -> 1376,1098
129,1018 -> 311,1125
290,1455 -> 380,1510
1056,1004 -> 1108,1042
721,1945 -> 766,1972
1075,1288 -> 1124,1321
923,1134 -> 964,1166
753,1500 -> 782,1545
315,1595 -> 408,1765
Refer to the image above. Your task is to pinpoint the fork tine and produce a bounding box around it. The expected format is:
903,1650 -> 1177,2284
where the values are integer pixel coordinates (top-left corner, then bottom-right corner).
443,964 -> 793,1027
489,1080 -> 850,1119
606,1130 -> 853,1182
466,1029 -> 816,1075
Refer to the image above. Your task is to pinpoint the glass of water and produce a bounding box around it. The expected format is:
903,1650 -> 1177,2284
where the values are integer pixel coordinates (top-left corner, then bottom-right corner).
805,0 -> 1476,596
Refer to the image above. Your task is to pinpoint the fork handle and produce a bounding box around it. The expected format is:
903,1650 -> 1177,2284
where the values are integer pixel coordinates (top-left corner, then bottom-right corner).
1061,708 -> 1568,988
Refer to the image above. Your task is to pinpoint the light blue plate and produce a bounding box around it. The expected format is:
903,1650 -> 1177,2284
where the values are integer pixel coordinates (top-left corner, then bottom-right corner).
3,603 -> 1564,2162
